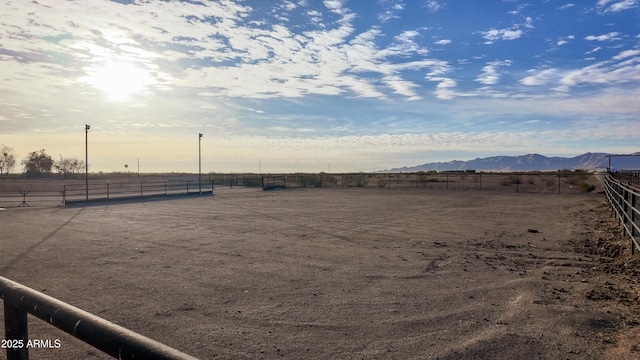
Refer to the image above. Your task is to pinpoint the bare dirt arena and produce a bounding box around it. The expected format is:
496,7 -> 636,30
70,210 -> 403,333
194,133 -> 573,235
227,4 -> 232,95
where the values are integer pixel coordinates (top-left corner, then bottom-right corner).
1,187 -> 640,359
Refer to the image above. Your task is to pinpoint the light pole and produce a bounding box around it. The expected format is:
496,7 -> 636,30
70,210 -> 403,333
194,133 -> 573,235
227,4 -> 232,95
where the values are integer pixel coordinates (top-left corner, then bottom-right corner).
198,133 -> 203,194
85,124 -> 90,200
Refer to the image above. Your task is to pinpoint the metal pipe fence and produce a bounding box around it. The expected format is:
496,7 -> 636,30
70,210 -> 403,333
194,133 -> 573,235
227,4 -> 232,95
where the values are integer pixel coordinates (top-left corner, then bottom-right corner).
0,276 -> 198,360
603,173 -> 640,254
610,170 -> 640,187
0,172 -> 601,208
0,180 -> 212,207
256,172 -> 600,193
62,179 -> 212,205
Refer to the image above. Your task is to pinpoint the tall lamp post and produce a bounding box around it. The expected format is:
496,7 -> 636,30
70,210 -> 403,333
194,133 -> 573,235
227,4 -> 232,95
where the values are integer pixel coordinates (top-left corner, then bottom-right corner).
85,124 -> 90,200
198,133 -> 203,194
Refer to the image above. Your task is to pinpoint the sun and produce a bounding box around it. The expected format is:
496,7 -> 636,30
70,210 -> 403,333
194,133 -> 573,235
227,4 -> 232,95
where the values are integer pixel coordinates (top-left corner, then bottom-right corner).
81,60 -> 155,102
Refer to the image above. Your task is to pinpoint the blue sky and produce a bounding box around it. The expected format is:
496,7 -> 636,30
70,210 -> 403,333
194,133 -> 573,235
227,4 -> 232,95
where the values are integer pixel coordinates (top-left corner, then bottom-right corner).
1,0 -> 639,173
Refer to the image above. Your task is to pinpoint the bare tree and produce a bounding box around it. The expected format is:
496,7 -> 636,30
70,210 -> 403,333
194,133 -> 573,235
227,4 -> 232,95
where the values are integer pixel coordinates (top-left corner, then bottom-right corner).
55,156 -> 85,177
0,145 -> 17,175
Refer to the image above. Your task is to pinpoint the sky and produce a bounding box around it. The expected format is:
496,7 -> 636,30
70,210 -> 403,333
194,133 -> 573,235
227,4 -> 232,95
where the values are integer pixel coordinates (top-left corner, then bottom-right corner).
1,0 -> 639,173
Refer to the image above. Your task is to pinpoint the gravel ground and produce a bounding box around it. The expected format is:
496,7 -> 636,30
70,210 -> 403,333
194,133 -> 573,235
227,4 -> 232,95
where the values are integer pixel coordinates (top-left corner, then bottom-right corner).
1,187 -> 639,359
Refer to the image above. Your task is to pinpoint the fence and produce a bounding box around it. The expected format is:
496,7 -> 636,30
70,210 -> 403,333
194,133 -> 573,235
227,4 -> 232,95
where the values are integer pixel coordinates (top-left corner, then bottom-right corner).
603,173 -> 640,254
0,179 -> 212,208
62,179 -> 213,206
256,172 -> 600,193
208,174 -> 263,188
0,172 -> 601,208
610,170 -> 640,187
0,276 -> 198,360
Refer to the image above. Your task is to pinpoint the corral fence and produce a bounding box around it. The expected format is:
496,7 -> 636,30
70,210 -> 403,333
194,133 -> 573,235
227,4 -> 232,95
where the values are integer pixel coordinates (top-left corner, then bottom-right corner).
253,172 -> 600,193
0,276 -> 198,360
610,170 -> 640,187
0,178 -> 212,208
0,172 -> 602,207
603,173 -> 640,254
62,179 -> 213,206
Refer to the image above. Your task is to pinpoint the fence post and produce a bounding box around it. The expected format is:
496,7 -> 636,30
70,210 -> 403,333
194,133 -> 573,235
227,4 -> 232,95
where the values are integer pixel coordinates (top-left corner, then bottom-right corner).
165,181 -> 167,196
558,173 -> 561,193
632,192 -> 637,255
106,183 -> 110,200
516,174 -> 519,192
4,302 -> 29,360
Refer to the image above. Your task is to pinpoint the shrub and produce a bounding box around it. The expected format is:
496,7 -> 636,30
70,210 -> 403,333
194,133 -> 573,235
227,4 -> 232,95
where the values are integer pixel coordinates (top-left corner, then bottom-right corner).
578,181 -> 596,192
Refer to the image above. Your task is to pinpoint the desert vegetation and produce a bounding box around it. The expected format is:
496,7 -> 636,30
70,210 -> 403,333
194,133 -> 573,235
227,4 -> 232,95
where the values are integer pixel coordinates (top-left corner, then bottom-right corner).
0,146 -> 85,178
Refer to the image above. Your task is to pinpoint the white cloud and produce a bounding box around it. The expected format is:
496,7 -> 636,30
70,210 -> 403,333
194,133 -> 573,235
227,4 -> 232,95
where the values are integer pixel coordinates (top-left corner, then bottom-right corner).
383,75 -> 422,100
524,17 -> 534,29
554,51 -> 640,92
482,28 -> 523,44
556,35 -> 575,46
377,0 -> 405,22
323,0 -> 346,14
520,68 -> 558,86
598,0 -> 637,12
378,10 -> 400,22
434,39 -> 452,45
613,49 -> 640,60
425,0 -> 444,12
585,32 -> 622,41
476,60 -> 512,85
558,4 -> 575,10
586,47 -> 602,54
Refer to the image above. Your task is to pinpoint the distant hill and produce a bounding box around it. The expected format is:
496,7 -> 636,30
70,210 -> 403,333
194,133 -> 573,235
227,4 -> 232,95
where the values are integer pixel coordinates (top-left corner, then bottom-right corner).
389,152 -> 640,172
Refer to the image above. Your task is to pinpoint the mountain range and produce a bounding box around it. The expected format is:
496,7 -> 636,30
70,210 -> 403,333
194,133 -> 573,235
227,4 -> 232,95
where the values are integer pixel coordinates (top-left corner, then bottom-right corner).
389,152 -> 640,172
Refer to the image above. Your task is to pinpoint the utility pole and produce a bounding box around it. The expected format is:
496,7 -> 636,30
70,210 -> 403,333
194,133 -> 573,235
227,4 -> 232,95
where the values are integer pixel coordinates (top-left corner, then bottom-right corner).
199,133 -> 203,194
85,124 -> 90,200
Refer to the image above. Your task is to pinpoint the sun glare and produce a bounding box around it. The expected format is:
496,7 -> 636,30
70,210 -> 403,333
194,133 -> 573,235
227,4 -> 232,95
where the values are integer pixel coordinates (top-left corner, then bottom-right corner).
81,60 -> 154,102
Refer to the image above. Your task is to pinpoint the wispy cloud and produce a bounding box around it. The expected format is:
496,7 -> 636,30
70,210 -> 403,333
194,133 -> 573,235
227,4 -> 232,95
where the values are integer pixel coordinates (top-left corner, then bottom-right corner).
482,28 -> 523,44
476,60 -> 512,85
520,68 -> 558,86
377,0 -> 405,22
425,0 -> 444,12
597,0 -> 637,12
520,49 -> 640,93
556,35 -> 575,46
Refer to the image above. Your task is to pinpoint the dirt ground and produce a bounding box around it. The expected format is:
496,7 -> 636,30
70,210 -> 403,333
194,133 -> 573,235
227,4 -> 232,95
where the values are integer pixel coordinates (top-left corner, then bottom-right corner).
1,187 -> 639,359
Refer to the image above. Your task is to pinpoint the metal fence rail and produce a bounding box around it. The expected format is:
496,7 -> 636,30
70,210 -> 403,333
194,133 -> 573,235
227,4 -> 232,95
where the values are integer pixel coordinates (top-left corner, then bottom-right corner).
610,170 -> 640,187
0,192 -> 65,208
0,179 -> 214,208
62,180 -> 212,204
603,173 -> 640,254
0,276 -> 199,360
257,172 -> 599,193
